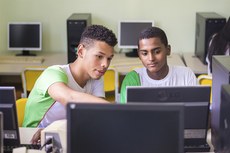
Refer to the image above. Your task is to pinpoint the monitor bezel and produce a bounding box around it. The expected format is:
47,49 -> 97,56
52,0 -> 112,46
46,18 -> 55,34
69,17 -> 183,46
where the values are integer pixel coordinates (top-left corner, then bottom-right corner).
67,102 -> 184,153
118,20 -> 154,49
7,22 -> 42,52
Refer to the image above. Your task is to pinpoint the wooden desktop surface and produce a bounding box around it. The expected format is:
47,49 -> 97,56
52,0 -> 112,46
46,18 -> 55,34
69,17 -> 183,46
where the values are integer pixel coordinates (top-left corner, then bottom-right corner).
19,127 -> 214,153
182,52 -> 208,75
0,52 -> 67,75
0,52 -> 185,75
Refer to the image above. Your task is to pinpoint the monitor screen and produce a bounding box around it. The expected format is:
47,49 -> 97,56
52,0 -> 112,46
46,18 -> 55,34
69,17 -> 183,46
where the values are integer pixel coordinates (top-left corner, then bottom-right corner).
126,86 -> 211,147
8,22 -> 42,56
211,56 -> 230,152
0,86 -> 20,146
118,21 -> 154,50
67,103 -> 184,153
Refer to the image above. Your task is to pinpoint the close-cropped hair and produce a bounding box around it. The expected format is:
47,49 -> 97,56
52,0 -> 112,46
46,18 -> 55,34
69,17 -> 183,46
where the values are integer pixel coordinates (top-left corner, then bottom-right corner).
79,24 -> 117,48
138,26 -> 168,47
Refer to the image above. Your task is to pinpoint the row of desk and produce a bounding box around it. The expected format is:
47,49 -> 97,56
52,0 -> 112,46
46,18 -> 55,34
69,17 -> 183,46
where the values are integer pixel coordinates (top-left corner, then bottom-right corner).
0,51 -> 207,76
19,127 -> 214,153
0,51 -> 208,99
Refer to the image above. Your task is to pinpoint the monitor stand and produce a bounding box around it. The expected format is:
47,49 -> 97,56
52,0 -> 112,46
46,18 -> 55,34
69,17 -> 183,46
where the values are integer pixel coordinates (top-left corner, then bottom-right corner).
125,49 -> 138,57
16,50 -> 36,56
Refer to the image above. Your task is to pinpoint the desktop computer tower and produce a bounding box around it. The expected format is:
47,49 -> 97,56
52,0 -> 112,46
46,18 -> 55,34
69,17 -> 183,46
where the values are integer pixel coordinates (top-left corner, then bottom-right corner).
211,56 -> 230,152
195,12 -> 226,64
67,13 -> 91,63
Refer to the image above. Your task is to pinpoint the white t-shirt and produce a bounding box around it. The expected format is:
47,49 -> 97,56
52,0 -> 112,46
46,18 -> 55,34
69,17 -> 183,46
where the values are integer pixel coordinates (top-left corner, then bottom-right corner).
135,66 -> 198,86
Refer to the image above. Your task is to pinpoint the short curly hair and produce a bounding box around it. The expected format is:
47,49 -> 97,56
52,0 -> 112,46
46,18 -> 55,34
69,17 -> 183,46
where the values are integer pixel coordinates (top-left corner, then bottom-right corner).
138,26 -> 168,47
80,24 -> 117,48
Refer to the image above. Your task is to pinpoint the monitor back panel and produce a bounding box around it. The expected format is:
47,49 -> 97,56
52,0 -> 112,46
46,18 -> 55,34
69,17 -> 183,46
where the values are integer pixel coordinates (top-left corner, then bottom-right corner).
67,103 -> 184,153
0,86 -> 20,146
127,86 -> 211,146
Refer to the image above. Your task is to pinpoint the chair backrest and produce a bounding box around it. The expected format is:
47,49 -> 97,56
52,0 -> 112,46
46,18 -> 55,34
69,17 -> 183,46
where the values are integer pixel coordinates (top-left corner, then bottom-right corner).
16,98 -> 27,127
197,74 -> 212,103
103,67 -> 119,102
21,67 -> 46,97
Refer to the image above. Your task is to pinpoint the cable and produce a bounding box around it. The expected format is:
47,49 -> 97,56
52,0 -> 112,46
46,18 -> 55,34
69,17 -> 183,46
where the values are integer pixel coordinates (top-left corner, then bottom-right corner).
39,137 -> 53,150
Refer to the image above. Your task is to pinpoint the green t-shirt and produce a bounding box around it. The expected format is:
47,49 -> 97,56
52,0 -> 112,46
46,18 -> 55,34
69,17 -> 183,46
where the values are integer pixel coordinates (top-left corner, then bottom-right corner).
22,65 -> 68,127
120,71 -> 141,103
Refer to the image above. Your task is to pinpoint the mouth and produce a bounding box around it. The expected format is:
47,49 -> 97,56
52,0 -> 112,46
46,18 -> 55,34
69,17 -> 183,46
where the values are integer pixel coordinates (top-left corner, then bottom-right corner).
147,63 -> 157,67
97,70 -> 106,76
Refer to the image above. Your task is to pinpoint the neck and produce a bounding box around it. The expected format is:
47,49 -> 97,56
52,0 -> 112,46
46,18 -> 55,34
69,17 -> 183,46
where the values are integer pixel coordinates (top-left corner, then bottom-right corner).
69,61 -> 89,88
147,65 -> 169,80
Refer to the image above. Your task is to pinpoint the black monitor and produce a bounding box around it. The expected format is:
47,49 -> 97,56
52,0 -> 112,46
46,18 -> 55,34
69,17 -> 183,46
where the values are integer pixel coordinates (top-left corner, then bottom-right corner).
67,103 -> 184,153
118,21 -> 153,57
8,22 -> 42,56
126,86 -> 211,151
0,112 -> 3,153
0,86 -> 20,146
211,56 -> 230,152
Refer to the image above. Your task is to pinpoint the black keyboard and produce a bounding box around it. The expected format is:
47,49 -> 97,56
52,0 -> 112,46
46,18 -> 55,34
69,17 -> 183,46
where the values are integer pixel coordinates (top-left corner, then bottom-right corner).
184,143 -> 210,152
4,144 -> 41,153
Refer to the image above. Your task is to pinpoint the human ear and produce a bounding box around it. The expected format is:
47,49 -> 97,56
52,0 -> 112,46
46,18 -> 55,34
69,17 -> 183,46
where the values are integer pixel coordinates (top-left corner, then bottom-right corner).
167,45 -> 171,56
77,44 -> 84,58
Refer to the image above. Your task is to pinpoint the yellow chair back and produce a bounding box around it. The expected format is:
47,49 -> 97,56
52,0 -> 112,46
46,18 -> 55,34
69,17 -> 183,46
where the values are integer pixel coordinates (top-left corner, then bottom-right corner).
103,67 -> 119,102
16,98 -> 27,127
197,74 -> 212,103
21,66 -> 46,97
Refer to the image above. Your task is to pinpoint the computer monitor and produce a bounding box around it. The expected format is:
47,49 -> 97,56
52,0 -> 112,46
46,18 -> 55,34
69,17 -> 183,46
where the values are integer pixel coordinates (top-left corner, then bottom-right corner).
118,20 -> 154,57
0,112 -> 3,153
67,103 -> 184,153
126,86 -> 211,151
211,56 -> 230,152
7,22 -> 42,56
0,86 -> 20,146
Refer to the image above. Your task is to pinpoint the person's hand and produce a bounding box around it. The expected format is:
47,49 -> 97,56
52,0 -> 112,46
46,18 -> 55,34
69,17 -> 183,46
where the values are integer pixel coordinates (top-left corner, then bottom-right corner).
30,128 -> 43,144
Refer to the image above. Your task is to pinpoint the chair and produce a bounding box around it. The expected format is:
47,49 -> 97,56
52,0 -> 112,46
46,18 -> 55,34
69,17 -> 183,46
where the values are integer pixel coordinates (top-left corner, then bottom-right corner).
16,98 -> 28,127
197,74 -> 212,103
21,66 -> 46,97
103,67 -> 119,102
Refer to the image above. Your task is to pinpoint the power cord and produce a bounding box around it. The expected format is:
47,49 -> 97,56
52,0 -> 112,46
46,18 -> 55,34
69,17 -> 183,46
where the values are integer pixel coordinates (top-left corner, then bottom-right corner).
39,137 -> 53,152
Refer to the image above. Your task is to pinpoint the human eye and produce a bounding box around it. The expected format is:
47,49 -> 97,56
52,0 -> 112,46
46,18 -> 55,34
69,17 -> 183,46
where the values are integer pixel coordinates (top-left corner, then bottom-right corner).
140,51 -> 148,56
108,57 -> 113,61
153,48 -> 161,54
96,55 -> 103,59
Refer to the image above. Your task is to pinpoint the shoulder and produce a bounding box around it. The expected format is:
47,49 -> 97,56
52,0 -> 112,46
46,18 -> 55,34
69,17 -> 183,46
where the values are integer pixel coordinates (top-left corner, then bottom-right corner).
171,65 -> 193,72
171,66 -> 195,76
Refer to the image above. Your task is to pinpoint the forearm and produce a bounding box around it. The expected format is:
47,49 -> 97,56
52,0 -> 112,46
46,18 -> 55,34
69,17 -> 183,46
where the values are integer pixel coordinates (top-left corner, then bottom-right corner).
48,82 -> 109,106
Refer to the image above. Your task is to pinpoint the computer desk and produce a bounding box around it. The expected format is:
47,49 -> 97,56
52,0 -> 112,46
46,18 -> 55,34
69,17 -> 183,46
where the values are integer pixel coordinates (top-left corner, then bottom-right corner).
182,52 -> 208,75
19,127 -> 214,153
0,52 -> 185,76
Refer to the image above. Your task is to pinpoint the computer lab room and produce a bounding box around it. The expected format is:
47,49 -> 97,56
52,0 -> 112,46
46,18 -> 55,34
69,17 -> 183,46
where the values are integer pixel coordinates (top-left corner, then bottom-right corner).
0,0 -> 230,153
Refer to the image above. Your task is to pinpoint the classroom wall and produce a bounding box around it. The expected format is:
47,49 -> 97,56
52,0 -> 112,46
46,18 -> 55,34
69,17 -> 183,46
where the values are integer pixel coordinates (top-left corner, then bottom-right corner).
0,0 -> 229,54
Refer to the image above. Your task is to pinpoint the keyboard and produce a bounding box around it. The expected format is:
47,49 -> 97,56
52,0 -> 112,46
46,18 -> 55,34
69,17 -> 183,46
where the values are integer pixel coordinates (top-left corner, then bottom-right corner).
184,143 -> 210,152
4,144 -> 41,153
0,56 -> 44,64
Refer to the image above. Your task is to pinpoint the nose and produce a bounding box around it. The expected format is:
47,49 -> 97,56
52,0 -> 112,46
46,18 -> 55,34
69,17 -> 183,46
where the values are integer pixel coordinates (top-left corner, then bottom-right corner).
101,59 -> 110,69
148,52 -> 155,61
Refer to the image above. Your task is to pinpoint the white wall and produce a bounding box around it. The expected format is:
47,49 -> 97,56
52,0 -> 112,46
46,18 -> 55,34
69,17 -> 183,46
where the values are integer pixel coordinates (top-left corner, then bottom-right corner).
0,0 -> 229,54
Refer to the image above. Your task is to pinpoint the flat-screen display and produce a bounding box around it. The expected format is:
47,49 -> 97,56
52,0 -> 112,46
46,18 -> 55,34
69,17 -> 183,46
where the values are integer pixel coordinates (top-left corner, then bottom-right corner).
8,22 -> 42,56
126,86 -> 211,150
67,103 -> 184,153
0,86 -> 20,146
118,21 -> 154,49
